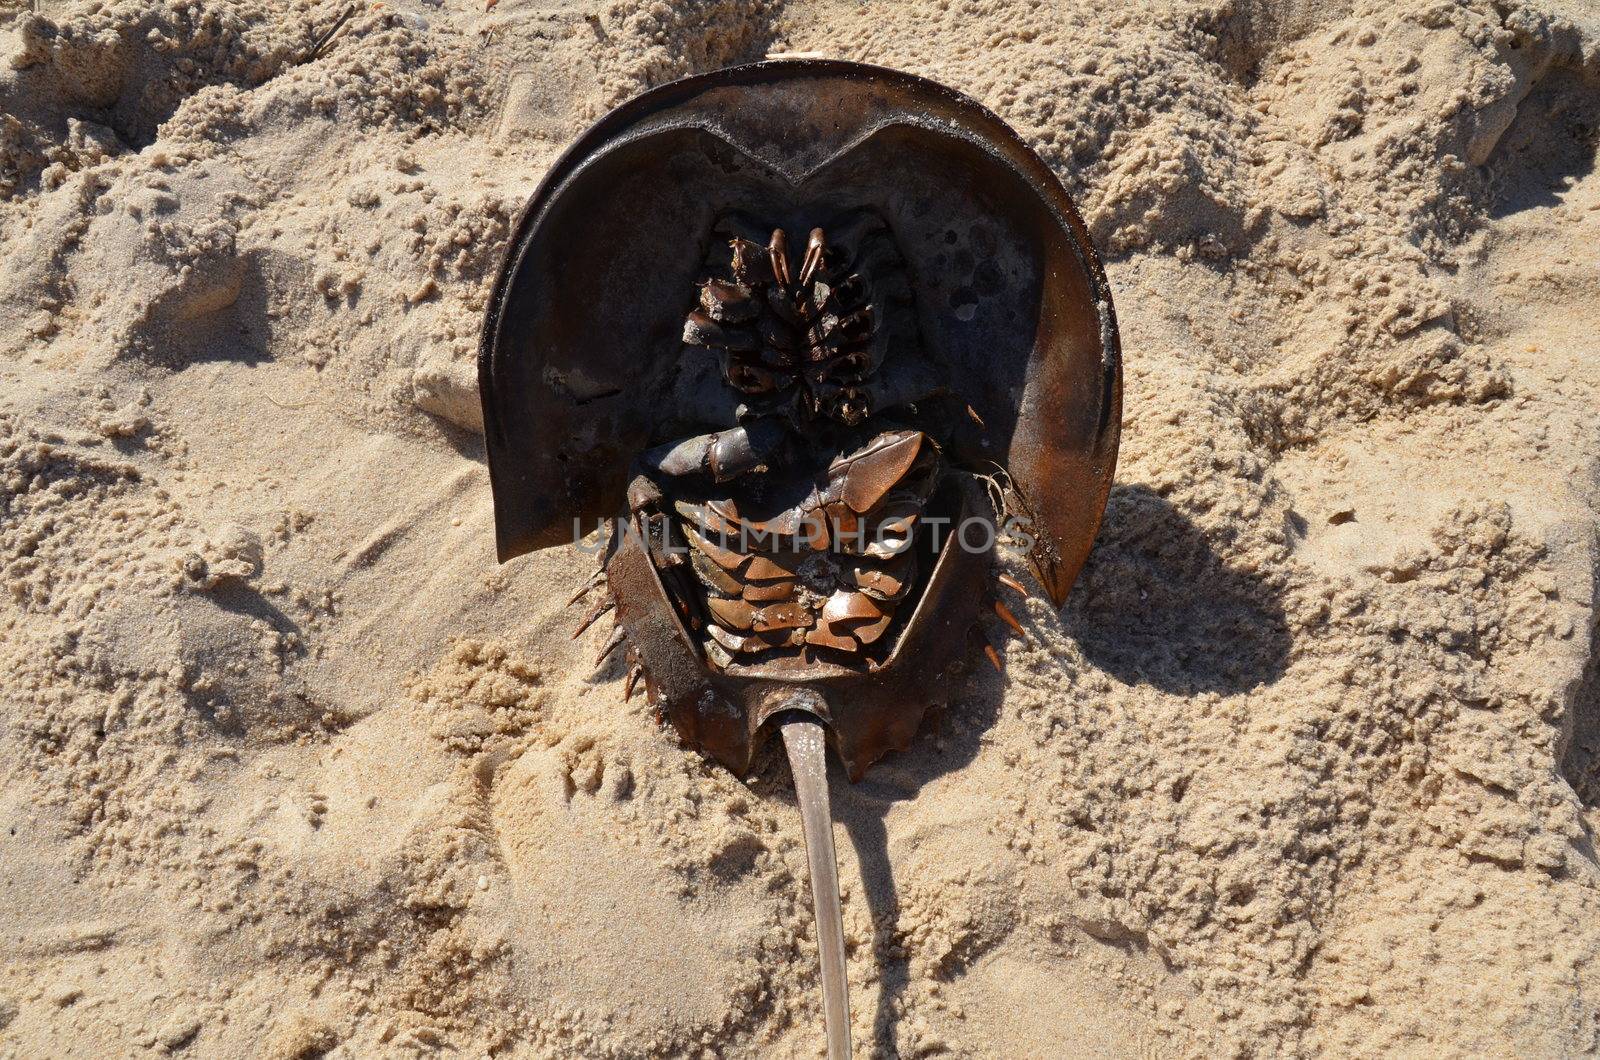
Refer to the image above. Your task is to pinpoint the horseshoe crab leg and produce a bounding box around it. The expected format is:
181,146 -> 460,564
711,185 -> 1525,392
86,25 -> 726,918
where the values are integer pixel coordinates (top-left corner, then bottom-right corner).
780,714 -> 852,1060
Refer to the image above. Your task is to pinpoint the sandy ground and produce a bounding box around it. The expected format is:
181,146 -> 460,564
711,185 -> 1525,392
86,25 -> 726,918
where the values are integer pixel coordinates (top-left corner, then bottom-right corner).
1,0 -> 1599,1055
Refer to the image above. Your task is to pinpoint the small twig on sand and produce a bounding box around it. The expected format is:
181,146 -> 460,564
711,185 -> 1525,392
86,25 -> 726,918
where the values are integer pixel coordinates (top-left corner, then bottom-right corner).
307,4 -> 357,62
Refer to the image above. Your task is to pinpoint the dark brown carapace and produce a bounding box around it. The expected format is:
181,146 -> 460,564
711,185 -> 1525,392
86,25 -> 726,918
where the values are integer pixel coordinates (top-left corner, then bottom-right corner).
479,60 -> 1121,1060
482,63 -> 1122,776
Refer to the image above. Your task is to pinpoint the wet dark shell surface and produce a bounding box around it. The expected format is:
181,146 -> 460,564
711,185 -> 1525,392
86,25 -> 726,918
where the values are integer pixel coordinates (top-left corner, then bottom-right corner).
481,59 -> 1121,776
480,59 -> 1121,607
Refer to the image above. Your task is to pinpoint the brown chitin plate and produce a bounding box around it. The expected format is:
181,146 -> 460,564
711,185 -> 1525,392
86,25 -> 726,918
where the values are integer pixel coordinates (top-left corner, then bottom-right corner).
608,476 -> 993,780
480,60 -> 1121,776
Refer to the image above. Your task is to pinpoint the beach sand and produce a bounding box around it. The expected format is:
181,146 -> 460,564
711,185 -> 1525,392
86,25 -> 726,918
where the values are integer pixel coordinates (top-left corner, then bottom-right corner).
2,0 -> 1599,1054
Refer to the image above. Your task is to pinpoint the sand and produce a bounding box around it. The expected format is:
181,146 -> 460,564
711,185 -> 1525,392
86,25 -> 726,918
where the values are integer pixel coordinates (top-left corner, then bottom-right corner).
1,0 -> 1598,1055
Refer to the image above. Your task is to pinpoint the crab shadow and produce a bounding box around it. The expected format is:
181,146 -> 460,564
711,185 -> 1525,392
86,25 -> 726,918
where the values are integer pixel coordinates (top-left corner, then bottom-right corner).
1558,599 -> 1600,817
741,679 -> 999,1053
1061,483 -> 1293,695
831,703 -> 995,1057
815,653 -> 1009,1056
819,484 -> 1290,1051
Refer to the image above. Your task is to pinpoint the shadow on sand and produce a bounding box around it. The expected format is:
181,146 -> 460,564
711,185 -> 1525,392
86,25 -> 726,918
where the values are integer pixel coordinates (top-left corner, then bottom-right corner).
1062,483 -> 1293,696
817,483 -> 1294,1050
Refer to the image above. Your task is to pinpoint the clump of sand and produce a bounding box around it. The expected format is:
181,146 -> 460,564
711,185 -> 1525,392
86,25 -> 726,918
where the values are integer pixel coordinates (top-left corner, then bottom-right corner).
2,0 -> 1599,1055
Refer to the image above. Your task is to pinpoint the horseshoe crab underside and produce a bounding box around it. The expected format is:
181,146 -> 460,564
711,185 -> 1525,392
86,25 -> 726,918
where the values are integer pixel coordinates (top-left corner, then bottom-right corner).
480,59 -> 1121,1060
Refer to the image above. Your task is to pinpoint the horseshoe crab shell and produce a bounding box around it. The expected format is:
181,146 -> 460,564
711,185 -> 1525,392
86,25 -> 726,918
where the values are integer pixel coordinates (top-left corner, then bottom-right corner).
480,59 -> 1121,609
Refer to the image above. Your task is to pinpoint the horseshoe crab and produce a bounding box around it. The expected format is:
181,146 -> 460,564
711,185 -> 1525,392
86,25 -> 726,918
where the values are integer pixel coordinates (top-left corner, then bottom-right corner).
480,60 -> 1120,1058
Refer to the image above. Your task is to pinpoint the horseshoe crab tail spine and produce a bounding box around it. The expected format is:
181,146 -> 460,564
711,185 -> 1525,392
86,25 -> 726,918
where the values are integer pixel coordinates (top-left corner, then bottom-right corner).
780,714 -> 852,1060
